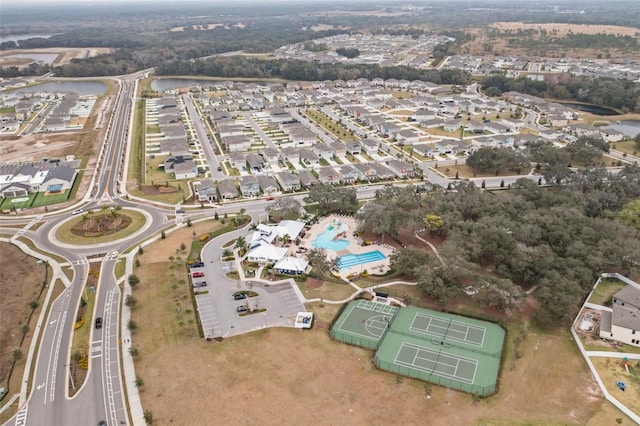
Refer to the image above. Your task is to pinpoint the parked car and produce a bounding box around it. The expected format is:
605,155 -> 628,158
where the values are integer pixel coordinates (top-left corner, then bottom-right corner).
236,305 -> 249,313
193,272 -> 205,278
191,262 -> 204,268
193,281 -> 207,288
266,196 -> 274,201
95,317 -> 103,329
234,293 -> 247,300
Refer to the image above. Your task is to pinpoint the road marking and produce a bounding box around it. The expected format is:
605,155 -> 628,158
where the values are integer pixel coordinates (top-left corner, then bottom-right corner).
36,383 -> 45,390
14,404 -> 27,426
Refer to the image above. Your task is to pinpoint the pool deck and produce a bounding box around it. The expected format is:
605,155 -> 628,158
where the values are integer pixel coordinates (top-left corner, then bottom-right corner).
299,215 -> 394,279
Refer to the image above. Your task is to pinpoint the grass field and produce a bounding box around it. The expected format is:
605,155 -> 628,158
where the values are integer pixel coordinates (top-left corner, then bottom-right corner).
591,357 -> 640,416
588,278 -> 627,306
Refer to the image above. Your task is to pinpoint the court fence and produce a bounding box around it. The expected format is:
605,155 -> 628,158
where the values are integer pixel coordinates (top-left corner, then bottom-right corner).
329,330 -> 380,350
373,356 -> 497,396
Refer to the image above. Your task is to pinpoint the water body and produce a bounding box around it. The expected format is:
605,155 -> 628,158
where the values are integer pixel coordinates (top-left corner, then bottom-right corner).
560,102 -> 619,116
151,78 -> 215,91
0,34 -> 56,45
603,120 -> 640,138
7,81 -> 107,96
4,53 -> 60,64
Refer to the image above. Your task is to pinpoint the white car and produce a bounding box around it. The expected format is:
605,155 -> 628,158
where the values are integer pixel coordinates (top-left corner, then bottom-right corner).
111,250 -> 118,259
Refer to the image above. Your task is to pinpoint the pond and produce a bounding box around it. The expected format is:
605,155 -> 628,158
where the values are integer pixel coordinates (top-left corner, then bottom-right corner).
151,78 -> 215,91
603,120 -> 640,138
7,81 -> 108,96
0,34 -> 57,45
4,53 -> 60,64
559,102 -> 619,116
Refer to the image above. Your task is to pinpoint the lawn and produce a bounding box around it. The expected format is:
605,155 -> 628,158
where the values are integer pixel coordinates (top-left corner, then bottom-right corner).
588,277 -> 627,306
128,100 -> 145,184
31,189 -> 71,208
0,193 -> 36,210
591,357 -> 640,416
55,209 -> 147,246
295,277 -> 355,301
611,140 -> 639,156
69,274 -> 98,396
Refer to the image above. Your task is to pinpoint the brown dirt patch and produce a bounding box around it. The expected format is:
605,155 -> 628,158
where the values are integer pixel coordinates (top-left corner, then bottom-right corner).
305,277 -> 323,289
0,243 -> 47,396
491,22 -> 640,37
138,185 -> 180,195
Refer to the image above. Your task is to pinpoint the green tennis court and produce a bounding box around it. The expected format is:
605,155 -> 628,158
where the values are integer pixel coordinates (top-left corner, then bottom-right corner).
331,301 -> 505,396
409,312 -> 486,347
394,342 -> 477,384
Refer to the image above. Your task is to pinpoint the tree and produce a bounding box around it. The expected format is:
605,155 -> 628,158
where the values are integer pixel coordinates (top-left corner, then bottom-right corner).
128,274 -> 140,288
161,230 -> 166,239
127,320 -> 138,332
135,376 -> 144,388
125,295 -> 137,309
12,348 -> 23,361
180,242 -> 186,252
306,248 -> 331,280
423,214 -> 444,235
138,245 -> 144,255
390,248 -> 431,279
129,347 -> 139,358
635,133 -> 640,150
307,184 -> 358,215
144,409 -> 154,425
235,236 -> 246,249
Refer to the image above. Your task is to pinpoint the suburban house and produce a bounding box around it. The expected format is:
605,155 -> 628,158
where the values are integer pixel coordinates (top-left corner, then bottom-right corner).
228,152 -> 247,170
217,179 -> 238,200
197,179 -> 217,202
280,146 -> 300,165
246,153 -> 267,172
313,143 -> 334,160
386,159 -> 415,178
163,155 -> 196,179
239,176 -> 260,197
346,141 -> 362,156
318,166 -> 342,185
257,175 -> 279,195
40,166 -> 78,193
298,170 -> 319,188
337,165 -> 359,184
360,138 -> 379,155
600,284 -> 640,347
352,163 -> 378,181
331,142 -> 347,159
275,171 -> 301,192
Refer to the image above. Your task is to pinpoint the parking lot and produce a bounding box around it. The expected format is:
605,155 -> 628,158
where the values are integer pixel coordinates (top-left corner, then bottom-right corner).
190,234 -> 306,339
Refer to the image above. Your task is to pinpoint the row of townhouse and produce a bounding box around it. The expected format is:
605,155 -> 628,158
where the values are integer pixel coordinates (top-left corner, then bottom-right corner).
563,123 -> 626,143
195,160 -> 415,202
0,161 -> 78,199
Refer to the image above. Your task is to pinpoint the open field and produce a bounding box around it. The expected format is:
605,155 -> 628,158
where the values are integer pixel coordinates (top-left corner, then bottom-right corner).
490,23 -> 640,37
588,278 -> 627,306
0,48 -> 112,68
0,243 -> 48,403
131,226 -> 615,425
591,357 -> 640,416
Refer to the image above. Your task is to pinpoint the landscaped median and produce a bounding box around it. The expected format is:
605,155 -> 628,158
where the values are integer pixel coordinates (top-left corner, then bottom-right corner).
55,207 -> 146,245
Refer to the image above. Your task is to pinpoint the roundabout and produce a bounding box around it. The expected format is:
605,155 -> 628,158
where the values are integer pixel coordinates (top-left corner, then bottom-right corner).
51,207 -> 153,248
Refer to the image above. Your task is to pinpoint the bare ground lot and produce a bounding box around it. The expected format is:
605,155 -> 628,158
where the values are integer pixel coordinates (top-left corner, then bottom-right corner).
0,48 -> 112,68
462,25 -> 640,58
133,226 -> 615,425
490,22 -> 640,37
0,243 -> 46,398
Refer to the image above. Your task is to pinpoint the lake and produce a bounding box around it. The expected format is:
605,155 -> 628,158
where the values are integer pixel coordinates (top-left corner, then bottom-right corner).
603,120 -> 640,138
0,34 -> 57,45
559,102 -> 619,116
5,53 -> 60,64
151,78 -> 215,91
7,81 -> 108,96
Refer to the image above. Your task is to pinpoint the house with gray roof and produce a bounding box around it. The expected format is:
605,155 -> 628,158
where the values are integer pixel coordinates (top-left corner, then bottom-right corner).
257,175 -> 279,195
197,179 -> 217,202
298,170 -> 319,189
275,171 -> 301,192
317,167 -> 341,185
218,179 -> 239,200
41,166 -> 77,193
239,176 -> 260,197
600,284 -> 640,347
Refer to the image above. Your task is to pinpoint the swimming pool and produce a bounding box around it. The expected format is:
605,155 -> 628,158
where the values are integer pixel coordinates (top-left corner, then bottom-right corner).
311,223 -> 350,251
336,250 -> 387,270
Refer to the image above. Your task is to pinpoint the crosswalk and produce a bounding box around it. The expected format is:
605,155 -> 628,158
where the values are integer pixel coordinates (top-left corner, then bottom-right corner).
14,215 -> 43,237
14,403 -> 28,425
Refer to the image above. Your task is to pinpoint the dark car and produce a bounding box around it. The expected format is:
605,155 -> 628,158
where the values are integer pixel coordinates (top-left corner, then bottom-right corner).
95,317 -> 103,329
191,262 -> 204,268
234,293 -> 247,300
